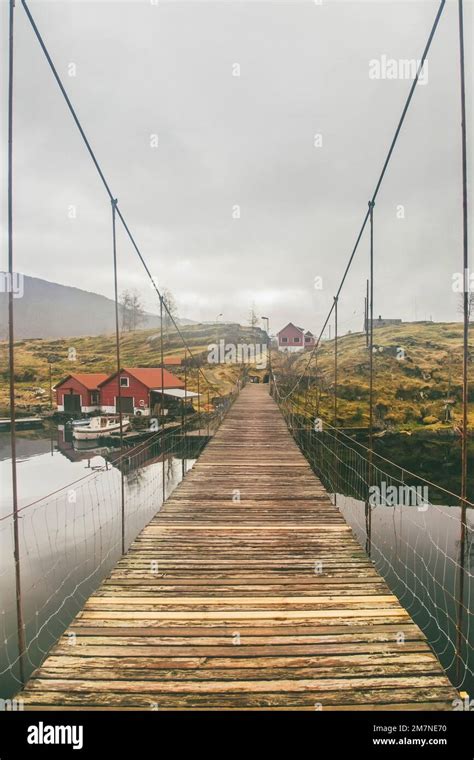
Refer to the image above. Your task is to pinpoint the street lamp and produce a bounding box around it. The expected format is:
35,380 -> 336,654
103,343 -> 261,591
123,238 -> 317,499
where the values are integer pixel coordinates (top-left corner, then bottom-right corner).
215,313 -> 223,348
47,355 -> 55,410
261,316 -> 272,382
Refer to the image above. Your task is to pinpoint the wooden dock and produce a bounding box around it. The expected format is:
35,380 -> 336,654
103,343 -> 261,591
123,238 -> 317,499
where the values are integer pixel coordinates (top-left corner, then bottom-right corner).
0,416 -> 43,431
19,384 -> 458,710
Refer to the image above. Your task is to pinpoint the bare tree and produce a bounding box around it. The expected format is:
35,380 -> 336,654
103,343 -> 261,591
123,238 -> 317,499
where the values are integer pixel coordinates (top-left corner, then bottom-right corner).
248,302 -> 259,328
162,288 -> 179,340
120,289 -> 146,332
457,292 -> 474,322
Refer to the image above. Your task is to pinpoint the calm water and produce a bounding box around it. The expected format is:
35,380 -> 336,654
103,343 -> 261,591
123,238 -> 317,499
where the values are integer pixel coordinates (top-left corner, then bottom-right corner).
0,425 -> 201,698
293,427 -> 474,696
337,494 -> 474,696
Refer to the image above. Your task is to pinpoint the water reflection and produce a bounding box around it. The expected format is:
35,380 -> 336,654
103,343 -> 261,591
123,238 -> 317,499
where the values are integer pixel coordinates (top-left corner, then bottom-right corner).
338,494 -> 474,695
0,426 -> 206,698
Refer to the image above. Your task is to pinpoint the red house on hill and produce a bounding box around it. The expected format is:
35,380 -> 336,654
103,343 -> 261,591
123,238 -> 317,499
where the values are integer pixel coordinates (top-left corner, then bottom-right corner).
54,373 -> 108,414
277,323 -> 316,352
98,367 -> 185,416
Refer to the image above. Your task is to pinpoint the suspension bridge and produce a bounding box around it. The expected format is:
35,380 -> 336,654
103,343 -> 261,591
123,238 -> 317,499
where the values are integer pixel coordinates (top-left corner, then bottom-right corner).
14,384 -> 459,710
2,0 -> 472,713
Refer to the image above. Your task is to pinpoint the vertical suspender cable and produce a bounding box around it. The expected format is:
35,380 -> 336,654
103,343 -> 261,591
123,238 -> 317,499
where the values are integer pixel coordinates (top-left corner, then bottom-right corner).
334,295 -> 338,506
334,296 -> 338,427
8,0 -> 25,685
197,360 -> 201,436
456,0 -> 469,683
365,279 -> 369,347
366,201 -> 375,556
182,348 -> 187,475
160,297 -> 165,503
111,198 -> 125,554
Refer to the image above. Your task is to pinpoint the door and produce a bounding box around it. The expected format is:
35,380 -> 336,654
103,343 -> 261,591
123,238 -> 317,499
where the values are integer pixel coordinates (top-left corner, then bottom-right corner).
64,393 -> 81,413
116,397 -> 134,413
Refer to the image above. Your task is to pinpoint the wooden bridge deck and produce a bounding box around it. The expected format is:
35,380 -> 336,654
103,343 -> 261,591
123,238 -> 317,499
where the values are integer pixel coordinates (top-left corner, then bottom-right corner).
19,384 -> 458,710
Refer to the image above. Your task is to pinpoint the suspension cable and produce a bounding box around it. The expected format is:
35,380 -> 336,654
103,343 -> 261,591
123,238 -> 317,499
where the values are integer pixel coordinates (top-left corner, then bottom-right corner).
275,0 -> 447,402
20,0 -> 223,398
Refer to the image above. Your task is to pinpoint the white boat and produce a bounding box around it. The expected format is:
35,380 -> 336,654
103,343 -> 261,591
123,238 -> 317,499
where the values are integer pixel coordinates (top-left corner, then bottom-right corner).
67,418 -> 91,428
72,415 -> 130,440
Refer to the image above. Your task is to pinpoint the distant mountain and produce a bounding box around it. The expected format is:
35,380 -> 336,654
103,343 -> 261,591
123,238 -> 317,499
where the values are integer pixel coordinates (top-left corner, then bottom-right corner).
0,275 -> 194,339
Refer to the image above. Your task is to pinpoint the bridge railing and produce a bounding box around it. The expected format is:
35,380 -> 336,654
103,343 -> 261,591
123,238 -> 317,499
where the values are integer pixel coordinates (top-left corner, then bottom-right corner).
271,384 -> 473,694
0,375 -> 243,701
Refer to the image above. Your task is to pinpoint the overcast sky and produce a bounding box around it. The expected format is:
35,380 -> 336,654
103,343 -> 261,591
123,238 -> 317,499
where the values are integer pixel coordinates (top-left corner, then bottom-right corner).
1,0 -> 472,336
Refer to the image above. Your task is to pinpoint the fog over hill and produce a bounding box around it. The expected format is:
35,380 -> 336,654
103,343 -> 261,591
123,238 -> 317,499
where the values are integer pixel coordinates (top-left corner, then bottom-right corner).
0,275 -> 193,340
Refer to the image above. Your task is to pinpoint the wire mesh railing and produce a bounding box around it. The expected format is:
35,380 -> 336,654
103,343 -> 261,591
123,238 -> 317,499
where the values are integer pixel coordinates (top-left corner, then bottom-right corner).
0,378 -> 243,699
272,387 -> 474,694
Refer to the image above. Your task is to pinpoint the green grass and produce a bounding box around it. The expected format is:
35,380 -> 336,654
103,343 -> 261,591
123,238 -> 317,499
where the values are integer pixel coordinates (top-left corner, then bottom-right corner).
273,322 -> 473,433
0,323 -> 265,413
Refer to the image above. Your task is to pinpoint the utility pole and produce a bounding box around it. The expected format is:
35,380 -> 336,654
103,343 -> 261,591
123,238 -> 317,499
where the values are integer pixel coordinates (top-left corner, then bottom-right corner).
261,316 -> 271,387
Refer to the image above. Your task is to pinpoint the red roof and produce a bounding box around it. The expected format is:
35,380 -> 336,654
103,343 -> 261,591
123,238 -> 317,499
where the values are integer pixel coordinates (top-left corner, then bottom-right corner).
163,356 -> 182,365
54,373 -> 108,391
99,367 -> 185,390
276,322 -> 304,336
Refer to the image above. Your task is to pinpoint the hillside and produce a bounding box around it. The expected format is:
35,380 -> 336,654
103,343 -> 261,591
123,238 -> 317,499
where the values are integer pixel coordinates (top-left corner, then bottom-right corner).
0,275 -> 194,340
0,323 -> 266,413
273,322 -> 473,433
3,319 -> 471,431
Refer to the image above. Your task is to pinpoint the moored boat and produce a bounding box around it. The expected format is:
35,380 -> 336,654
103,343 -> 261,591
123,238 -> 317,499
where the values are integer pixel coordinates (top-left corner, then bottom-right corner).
72,415 -> 130,440
67,418 -> 91,428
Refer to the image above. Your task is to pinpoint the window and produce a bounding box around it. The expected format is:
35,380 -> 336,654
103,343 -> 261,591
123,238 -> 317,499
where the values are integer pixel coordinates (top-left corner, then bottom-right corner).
305,336 -> 311,343
294,337 -> 300,343
119,377 -> 129,388
91,391 -> 99,404
281,337 -> 288,343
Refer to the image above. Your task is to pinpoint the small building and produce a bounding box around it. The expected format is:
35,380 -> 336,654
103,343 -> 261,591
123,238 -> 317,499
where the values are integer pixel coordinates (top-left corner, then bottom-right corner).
277,323 -> 316,352
364,315 -> 403,331
98,367 -> 185,416
54,373 -> 108,414
162,356 -> 182,367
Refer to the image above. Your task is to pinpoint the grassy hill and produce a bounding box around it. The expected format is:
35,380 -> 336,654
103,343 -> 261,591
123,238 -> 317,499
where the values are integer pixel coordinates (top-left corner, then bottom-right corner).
273,322 -> 473,433
0,323 -> 266,414
3,319 -> 471,433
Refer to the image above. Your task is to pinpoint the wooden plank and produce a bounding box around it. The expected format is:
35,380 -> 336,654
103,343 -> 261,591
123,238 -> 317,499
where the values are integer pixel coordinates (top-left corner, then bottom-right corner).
17,384 -> 458,710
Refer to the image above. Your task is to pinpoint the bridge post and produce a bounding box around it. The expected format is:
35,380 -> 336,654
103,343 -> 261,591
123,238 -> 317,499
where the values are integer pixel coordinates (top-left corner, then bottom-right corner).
456,0 -> 469,684
7,0 -> 26,686
160,295 -> 166,504
111,197 -> 125,555
365,200 -> 375,557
